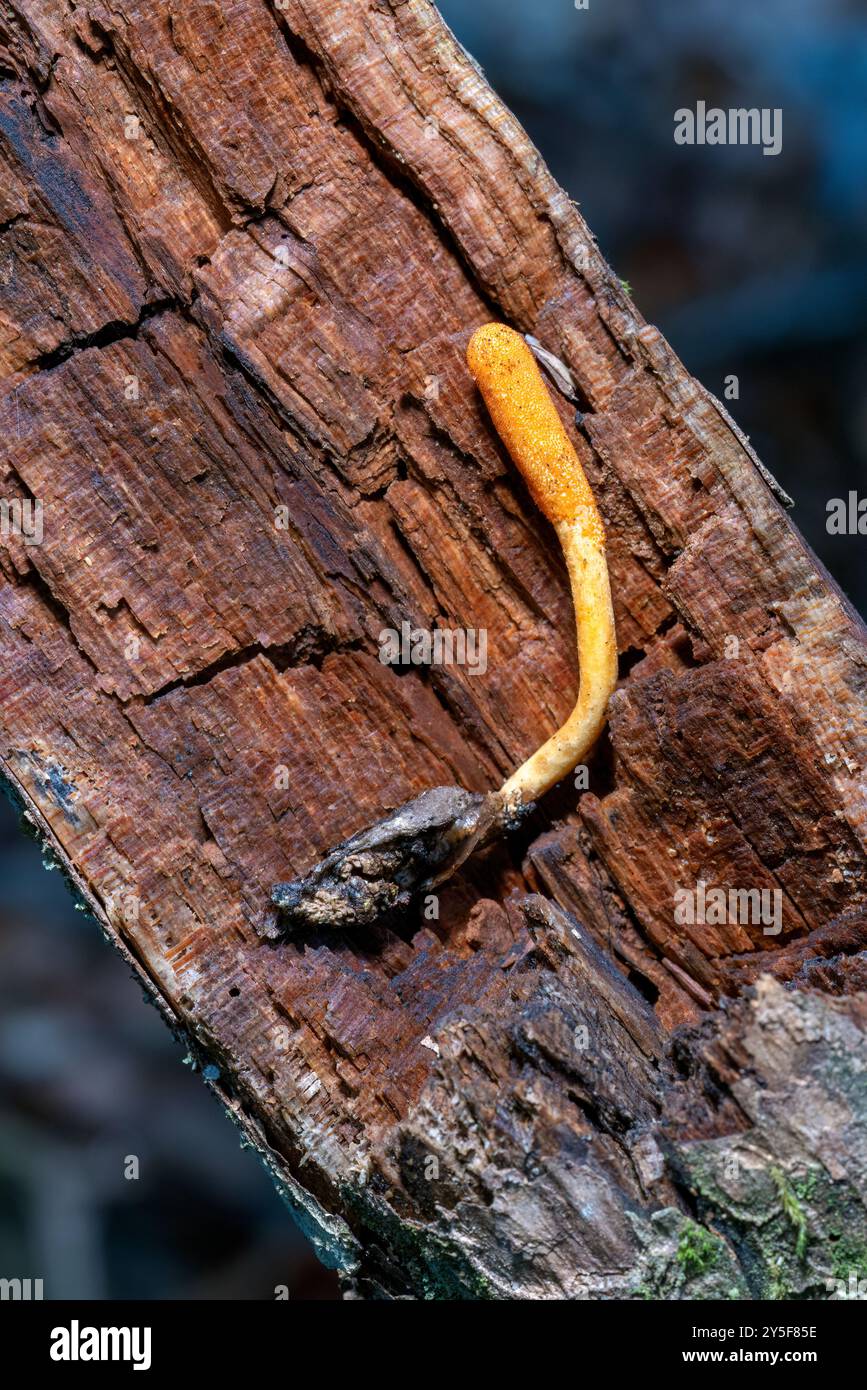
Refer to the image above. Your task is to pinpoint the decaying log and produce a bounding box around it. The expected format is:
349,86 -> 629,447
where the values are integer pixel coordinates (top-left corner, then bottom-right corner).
1,0 -> 865,1299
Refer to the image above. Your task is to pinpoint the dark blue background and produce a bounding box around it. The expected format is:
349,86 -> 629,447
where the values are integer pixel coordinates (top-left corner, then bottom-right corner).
441,0 -> 867,613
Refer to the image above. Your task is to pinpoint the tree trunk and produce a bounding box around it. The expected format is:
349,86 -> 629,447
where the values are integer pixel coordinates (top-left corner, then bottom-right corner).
1,0 -> 865,1299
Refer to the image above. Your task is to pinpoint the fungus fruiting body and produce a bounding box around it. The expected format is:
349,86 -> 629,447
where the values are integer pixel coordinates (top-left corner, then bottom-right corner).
466,322 -> 618,810
272,322 -> 618,931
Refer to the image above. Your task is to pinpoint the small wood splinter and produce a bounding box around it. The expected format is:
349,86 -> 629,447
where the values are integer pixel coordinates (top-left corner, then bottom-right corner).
271,323 -> 617,933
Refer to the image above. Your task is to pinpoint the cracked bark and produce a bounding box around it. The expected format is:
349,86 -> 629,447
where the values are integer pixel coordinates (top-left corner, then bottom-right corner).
1,0 -> 866,1299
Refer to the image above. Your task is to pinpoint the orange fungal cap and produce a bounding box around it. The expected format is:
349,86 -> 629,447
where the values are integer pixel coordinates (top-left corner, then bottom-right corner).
466,322 -> 599,536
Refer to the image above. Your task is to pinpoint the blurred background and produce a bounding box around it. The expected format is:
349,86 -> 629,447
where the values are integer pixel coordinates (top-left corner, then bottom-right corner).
442,0 -> 867,615
1,0 -> 865,1300
0,804 -> 339,1299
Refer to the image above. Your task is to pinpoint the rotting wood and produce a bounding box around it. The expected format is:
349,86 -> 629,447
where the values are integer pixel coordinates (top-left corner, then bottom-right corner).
0,0 -> 865,1298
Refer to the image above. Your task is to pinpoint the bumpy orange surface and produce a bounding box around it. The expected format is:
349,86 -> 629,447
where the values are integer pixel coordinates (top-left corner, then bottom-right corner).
466,323 -> 602,540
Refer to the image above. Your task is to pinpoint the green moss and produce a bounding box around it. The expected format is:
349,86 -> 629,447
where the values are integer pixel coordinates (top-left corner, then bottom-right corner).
792,1171 -> 818,1205
830,1234 -> 867,1285
677,1220 -> 722,1277
772,1167 -> 808,1261
767,1254 -> 790,1301
628,1209 -> 749,1301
